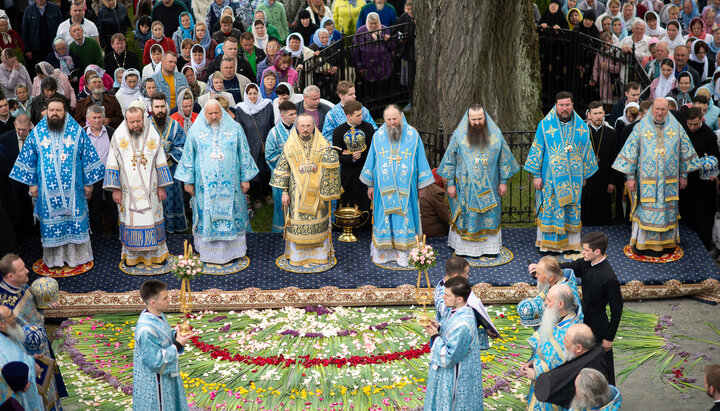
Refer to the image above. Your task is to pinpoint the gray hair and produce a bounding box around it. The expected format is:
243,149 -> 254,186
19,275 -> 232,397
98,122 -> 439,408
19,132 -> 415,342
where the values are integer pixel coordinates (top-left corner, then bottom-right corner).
554,283 -> 577,315
303,85 -> 320,97
570,324 -> 596,350
221,56 -> 236,68
205,98 -> 222,111
14,114 -> 30,127
570,368 -> 612,410
86,105 -> 105,117
538,256 -> 563,281
70,22 -> 83,31
632,20 -> 646,30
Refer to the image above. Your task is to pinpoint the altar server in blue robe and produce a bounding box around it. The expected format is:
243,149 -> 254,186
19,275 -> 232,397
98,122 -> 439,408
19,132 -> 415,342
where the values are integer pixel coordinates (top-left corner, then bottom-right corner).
133,280 -> 191,411
175,99 -> 258,264
437,105 -> 520,257
9,97 -> 105,268
360,104 -> 434,267
0,306 -> 42,411
524,91 -> 598,253
320,80 -> 377,142
423,275 -> 485,411
265,101 -> 296,233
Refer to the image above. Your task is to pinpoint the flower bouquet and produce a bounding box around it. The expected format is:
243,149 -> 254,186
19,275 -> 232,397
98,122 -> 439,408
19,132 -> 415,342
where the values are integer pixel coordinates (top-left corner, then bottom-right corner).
409,235 -> 436,326
174,241 -> 203,335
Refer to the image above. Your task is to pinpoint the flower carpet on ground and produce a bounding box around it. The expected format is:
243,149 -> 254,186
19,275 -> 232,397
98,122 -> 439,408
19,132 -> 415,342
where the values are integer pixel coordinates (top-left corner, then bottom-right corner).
53,305 -> 699,410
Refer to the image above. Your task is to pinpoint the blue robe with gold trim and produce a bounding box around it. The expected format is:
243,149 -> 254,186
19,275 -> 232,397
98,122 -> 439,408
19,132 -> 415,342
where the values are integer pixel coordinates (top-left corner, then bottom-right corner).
360,116 -> 434,251
526,312 -> 581,411
612,113 -> 701,251
265,122 -> 292,233
437,111 -> 520,241
151,117 -> 188,233
524,108 -> 598,251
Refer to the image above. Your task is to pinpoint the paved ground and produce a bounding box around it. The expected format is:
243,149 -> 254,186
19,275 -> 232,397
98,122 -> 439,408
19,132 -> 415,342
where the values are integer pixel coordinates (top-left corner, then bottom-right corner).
54,297 -> 719,411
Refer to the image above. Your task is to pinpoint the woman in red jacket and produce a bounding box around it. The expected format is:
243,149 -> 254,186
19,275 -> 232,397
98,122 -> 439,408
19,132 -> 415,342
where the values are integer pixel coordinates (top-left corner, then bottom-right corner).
142,20 -> 176,65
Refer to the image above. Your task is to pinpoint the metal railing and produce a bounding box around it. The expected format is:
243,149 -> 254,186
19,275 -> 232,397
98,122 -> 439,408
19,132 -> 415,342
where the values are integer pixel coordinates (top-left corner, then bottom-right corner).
419,128 -> 536,224
538,26 -> 652,115
298,22 -> 415,112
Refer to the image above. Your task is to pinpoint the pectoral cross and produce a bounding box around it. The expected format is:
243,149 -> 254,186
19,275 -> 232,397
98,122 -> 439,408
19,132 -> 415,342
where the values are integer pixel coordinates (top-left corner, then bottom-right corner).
654,145 -> 666,157
389,149 -> 402,162
473,154 -> 488,168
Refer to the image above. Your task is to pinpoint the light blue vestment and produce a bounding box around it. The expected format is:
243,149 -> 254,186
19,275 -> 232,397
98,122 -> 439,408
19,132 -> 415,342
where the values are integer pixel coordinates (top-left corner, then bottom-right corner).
526,312 -> 581,411
423,305 -> 485,411
152,117 -> 188,233
437,111 -> 520,241
0,333 -> 42,411
360,116 -> 434,251
536,269 -> 584,322
9,114 -> 105,247
524,108 -> 598,251
612,113 -> 701,250
132,311 -> 189,411
175,108 -> 259,242
265,122 -> 291,233
321,104 -> 378,142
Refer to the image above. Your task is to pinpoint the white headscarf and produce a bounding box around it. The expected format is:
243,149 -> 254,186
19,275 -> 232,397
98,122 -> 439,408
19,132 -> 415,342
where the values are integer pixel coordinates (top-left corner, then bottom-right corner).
149,44 -> 164,73
690,39 -> 710,81
645,11 -> 666,37
283,33 -> 305,58
237,83 -> 271,115
655,58 -> 676,98
116,69 -> 143,112
190,44 -> 207,71
661,20 -> 686,51
619,102 -> 641,125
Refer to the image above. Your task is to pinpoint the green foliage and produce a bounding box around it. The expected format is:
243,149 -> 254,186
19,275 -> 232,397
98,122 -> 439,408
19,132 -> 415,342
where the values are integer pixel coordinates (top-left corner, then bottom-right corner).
536,0 -> 551,14
124,6 -> 146,70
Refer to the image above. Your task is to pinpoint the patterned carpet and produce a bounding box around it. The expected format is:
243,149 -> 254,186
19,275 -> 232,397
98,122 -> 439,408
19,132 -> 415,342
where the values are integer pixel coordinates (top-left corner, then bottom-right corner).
18,225 -> 720,294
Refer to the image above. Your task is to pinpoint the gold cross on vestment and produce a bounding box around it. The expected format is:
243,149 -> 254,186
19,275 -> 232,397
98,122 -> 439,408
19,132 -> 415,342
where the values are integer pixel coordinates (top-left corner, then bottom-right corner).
401,149 -> 412,160
643,129 -> 654,141
666,129 -> 677,138
286,144 -> 303,162
545,125 -> 558,138
378,147 -> 388,158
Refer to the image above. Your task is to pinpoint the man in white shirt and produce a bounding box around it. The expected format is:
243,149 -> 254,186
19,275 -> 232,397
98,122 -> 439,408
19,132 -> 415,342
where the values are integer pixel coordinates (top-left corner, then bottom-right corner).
84,105 -> 116,234
56,1 -> 99,45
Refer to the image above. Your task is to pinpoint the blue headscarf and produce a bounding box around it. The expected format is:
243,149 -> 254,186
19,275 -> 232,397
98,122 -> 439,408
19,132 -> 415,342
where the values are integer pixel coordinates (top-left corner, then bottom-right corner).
259,70 -> 278,100
210,0 -> 230,19
318,16 -> 342,42
311,28 -> 330,48
680,0 -> 700,30
178,12 -> 195,40
612,17 -> 627,41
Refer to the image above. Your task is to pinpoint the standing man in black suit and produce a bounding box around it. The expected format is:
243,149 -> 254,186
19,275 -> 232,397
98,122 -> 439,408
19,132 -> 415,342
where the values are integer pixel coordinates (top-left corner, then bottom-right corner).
0,114 -> 35,241
707,364 -> 720,411
559,231 -> 623,384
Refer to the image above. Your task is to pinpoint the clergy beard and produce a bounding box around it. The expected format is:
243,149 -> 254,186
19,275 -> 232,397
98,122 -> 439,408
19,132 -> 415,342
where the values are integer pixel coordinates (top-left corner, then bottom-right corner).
387,125 -> 402,142
4,323 -> 25,345
536,279 -> 550,295
564,349 -> 577,362
299,131 -> 313,141
467,121 -> 488,147
537,306 -> 562,348
130,126 -> 144,139
47,115 -> 65,132
153,113 -> 166,130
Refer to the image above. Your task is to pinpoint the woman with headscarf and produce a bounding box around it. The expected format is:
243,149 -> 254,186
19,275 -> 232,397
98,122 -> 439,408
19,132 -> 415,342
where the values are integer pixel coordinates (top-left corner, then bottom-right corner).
194,21 -> 217,61
614,101 -> 641,137
689,39 -> 715,82
621,2 -> 639,29
645,11 -> 666,38
318,16 -> 342,43
182,64 -> 206,99
680,0 -> 700,33
172,12 -> 195,52
271,81 -> 302,124
259,69 -> 278,100
142,44 -> 164,80
134,15 -> 153,51
662,20 -> 686,52
283,32 -> 314,70
295,10 -> 317,45
707,27 -> 720,61
575,10 -> 600,38
78,64 -> 114,93
170,87 -> 198,135
352,12 -> 396,83
611,16 -> 628,43
211,5 -> 246,33
142,77 -> 156,112
190,44 -> 209,82
110,67 -> 124,95
539,0 -> 569,30
308,28 -> 339,89
235,82 -> 274,209
206,0 -> 231,33
46,38 -> 79,79
702,5 -> 717,34
198,71 -> 237,107
566,8 -> 583,31
300,0 -> 331,27
30,62 -> 75,107
252,18 -> 270,50
114,68 -> 142,111
0,49 -> 31,100
263,53 -> 299,86
650,58 -> 677,98
668,71 -> 695,106
0,16 -> 23,54
689,16 -> 710,40
11,83 -> 32,117
595,0 -> 620,31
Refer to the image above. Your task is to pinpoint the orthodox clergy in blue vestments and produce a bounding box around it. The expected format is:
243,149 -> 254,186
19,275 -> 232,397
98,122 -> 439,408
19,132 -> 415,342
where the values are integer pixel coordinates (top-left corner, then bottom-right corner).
269,114 -> 342,266
0,254 -> 66,410
360,105 -> 434,266
524,92 -> 598,253
521,284 -> 581,411
612,98 -> 701,256
0,306 -> 43,411
133,280 -> 191,411
175,99 -> 259,264
423,276 -> 485,411
265,101 -> 297,233
149,93 -> 188,234
437,106 -> 520,257
320,80 -> 378,141
104,102 -> 175,266
9,97 -> 105,268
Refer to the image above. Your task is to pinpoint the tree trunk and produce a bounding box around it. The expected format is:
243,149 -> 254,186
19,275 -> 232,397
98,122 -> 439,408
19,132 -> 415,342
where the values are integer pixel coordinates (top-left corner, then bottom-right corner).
412,0 -> 542,132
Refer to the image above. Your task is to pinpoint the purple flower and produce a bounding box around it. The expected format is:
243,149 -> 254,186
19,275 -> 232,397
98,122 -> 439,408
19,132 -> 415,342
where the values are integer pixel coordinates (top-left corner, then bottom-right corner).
280,329 -> 300,337
369,322 -> 389,331
304,332 -> 323,338
220,324 -> 231,332
305,305 -> 334,316
208,316 -> 227,323
399,316 -> 413,321
693,352 -> 712,361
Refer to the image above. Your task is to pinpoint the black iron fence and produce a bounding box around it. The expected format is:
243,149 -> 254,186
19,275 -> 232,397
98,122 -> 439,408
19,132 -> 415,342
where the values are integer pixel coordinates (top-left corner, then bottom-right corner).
298,22 -> 414,112
538,26 -> 651,115
419,128 -> 536,224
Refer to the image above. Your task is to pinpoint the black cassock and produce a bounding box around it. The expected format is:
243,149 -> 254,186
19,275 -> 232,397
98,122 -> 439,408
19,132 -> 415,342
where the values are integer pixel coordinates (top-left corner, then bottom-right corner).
332,121 -> 375,230
0,151 -> 18,255
679,123 -> 720,250
582,123 -> 621,226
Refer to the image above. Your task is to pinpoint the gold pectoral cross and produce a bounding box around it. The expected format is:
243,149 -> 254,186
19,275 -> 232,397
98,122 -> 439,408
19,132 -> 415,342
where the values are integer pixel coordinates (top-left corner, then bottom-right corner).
390,149 -> 402,162
654,145 -> 666,157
